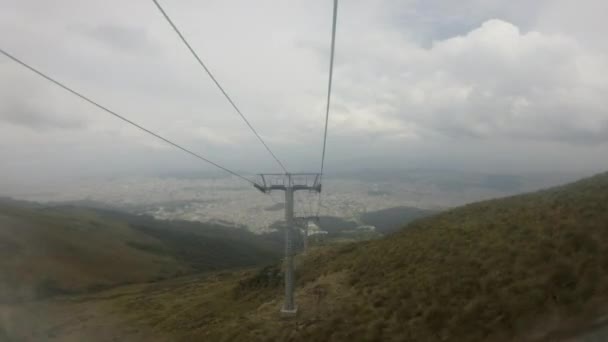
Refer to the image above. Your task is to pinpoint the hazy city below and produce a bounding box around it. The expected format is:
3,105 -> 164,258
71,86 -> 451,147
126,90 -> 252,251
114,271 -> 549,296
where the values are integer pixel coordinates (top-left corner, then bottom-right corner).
3,169 -> 583,233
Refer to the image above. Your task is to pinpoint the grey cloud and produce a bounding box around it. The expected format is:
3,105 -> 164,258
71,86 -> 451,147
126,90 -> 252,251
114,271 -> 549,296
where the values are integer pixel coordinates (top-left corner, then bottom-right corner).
382,0 -> 551,45
77,24 -> 158,54
0,98 -> 87,131
0,68 -> 89,131
332,18 -> 608,146
0,0 -> 608,183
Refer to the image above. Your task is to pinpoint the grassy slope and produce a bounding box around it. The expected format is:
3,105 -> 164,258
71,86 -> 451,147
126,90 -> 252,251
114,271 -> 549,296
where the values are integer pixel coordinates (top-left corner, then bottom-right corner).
285,171 -> 608,341
0,204 -> 183,302
131,171 -> 608,341
0,202 -> 280,303
2,172 -> 608,341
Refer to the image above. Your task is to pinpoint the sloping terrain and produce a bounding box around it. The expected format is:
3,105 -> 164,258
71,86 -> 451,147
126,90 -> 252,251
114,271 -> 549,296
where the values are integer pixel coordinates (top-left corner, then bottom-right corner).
2,172 -> 608,341
0,200 -> 280,303
130,171 -> 608,341
281,171 -> 608,341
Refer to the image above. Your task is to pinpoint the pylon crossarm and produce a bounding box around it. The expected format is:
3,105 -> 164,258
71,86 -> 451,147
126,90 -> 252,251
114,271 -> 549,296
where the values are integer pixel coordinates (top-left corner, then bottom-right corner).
253,183 -> 267,193
294,216 -> 320,225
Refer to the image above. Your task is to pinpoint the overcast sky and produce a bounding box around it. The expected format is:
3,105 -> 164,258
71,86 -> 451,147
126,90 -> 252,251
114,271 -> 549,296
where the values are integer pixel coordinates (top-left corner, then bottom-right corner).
1,0 -> 607,187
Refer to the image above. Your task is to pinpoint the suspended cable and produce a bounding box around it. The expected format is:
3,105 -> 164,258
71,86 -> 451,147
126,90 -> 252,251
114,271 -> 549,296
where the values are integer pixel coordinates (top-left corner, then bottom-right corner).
0,48 -> 256,186
319,0 -> 338,176
316,0 -> 339,217
151,0 -> 288,174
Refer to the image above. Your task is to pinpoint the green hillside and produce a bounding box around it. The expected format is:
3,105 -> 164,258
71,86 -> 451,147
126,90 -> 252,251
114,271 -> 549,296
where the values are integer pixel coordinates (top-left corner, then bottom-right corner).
2,172 -> 608,341
0,200 -> 280,303
121,171 -> 608,341
282,171 -> 608,341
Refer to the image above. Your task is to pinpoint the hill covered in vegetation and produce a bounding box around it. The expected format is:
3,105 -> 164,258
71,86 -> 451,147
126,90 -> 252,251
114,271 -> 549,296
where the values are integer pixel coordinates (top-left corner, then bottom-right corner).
2,172 -> 608,341
132,171 -> 608,341
0,199 -> 281,303
278,171 -> 608,341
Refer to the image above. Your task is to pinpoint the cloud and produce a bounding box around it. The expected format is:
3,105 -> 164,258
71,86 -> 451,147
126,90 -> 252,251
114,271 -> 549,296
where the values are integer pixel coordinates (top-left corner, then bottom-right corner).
0,99 -> 86,130
77,24 -> 158,54
331,19 -> 608,144
0,0 -> 607,181
0,69 -> 88,131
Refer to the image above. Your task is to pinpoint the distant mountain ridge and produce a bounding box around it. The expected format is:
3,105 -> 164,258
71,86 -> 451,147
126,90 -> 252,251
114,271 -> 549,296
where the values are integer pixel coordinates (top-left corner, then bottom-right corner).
360,206 -> 437,234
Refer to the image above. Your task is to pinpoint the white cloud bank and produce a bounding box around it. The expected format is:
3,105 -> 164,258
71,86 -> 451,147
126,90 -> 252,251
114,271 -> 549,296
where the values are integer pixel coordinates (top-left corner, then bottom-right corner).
332,19 -> 608,144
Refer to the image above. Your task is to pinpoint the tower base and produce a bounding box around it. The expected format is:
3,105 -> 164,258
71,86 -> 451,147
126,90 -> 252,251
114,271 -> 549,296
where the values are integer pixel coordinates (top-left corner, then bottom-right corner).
280,306 -> 298,318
